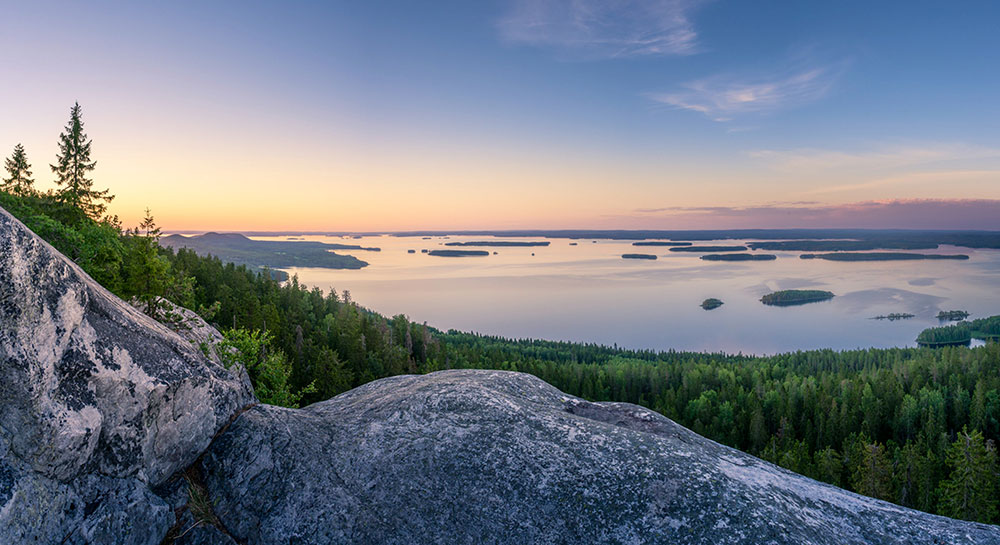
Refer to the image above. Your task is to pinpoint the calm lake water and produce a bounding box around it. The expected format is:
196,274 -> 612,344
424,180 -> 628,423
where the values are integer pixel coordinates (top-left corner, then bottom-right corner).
253,235 -> 1000,355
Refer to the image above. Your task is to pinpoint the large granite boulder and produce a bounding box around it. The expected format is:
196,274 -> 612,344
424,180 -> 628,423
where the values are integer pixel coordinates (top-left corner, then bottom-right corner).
201,369 -> 1000,545
0,207 -> 255,544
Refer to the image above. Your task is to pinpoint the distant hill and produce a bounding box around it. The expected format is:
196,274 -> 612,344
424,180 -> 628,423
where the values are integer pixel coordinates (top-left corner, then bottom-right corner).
161,233 -> 372,276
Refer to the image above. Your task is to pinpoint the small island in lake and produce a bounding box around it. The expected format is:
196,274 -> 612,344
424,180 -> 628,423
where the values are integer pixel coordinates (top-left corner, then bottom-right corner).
701,254 -> 777,262
749,240 -> 936,251
760,289 -> 835,306
937,310 -> 970,321
670,245 -> 748,252
445,241 -> 550,247
632,241 -> 693,247
917,315 -> 999,345
871,313 -> 915,321
407,249 -> 416,253
427,250 -> 489,257
800,252 -> 969,261
622,253 -> 657,260
701,298 -> 724,310
917,323 -> 972,347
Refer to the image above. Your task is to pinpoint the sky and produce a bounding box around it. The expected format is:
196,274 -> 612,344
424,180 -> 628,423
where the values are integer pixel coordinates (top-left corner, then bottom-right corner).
1,0 -> 999,231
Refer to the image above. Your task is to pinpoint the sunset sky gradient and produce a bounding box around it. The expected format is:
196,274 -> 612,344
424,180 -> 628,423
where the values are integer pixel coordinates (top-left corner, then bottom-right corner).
2,1 -> 999,231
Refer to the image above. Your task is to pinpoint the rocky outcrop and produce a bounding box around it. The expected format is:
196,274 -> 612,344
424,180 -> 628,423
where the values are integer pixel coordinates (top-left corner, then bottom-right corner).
201,369 -> 1000,545
0,207 -> 255,544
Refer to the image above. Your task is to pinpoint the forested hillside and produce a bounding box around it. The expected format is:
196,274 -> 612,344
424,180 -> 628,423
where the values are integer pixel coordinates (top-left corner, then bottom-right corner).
3,104 -> 1000,524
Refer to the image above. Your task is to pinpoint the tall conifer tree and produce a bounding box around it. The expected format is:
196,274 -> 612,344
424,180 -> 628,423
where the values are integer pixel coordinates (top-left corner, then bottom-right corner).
938,427 -> 998,523
51,102 -> 113,218
2,143 -> 35,195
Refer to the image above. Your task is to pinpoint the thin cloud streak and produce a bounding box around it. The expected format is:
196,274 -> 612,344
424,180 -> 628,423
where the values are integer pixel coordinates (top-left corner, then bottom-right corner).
498,0 -> 704,58
751,144 -> 1000,172
648,62 -> 846,120
624,199 -> 1000,229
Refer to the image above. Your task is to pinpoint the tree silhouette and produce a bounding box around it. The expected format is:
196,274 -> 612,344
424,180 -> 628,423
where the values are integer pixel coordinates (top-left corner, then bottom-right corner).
2,143 -> 35,196
51,102 -> 113,219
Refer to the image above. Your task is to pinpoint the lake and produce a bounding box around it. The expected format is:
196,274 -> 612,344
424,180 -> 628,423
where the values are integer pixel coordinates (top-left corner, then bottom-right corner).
252,234 -> 1000,355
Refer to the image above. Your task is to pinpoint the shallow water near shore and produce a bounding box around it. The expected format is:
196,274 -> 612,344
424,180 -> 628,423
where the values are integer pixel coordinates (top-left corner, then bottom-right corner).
255,234 -> 1000,355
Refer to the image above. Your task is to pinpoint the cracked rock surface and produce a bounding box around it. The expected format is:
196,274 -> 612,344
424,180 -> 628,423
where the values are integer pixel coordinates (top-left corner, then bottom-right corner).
0,207 -> 255,544
202,369 -> 1000,545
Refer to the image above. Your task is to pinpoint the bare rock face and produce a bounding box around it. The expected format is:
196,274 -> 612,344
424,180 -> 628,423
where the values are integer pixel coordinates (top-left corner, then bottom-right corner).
201,369 -> 1000,545
0,207 -> 255,544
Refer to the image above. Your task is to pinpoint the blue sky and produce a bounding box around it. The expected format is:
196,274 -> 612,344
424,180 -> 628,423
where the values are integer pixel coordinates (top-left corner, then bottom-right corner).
1,1 -> 999,229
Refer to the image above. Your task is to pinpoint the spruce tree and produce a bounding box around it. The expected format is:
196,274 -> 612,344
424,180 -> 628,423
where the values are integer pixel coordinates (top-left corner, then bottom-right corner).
50,102 -> 113,219
938,427 -> 998,523
2,143 -> 35,196
851,441 -> 892,500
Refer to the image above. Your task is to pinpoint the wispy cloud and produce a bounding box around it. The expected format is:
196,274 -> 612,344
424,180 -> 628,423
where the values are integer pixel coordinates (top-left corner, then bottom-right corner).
648,61 -> 846,121
625,199 -> 1000,229
750,143 -> 1000,172
498,0 -> 704,58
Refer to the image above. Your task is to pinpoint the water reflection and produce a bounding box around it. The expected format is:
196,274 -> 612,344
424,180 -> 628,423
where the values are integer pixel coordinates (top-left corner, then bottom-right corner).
252,234 -> 1000,355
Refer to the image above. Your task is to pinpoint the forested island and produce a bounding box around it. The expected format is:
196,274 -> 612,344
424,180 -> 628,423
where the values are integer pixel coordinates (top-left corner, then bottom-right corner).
916,316 -> 1000,346
160,232 -> 374,277
871,313 -> 915,321
761,289 -> 836,306
701,253 -> 777,261
701,298 -> 724,310
444,241 -> 550,247
938,310 -> 971,321
622,253 -> 657,260
801,252 -> 969,261
670,245 -> 749,252
5,107 -> 1000,526
427,249 -> 490,257
632,241 -> 693,247
750,240 -> 937,251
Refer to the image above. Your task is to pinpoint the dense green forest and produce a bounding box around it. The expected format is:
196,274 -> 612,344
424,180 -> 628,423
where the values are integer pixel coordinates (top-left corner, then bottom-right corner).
4,103 -> 1000,524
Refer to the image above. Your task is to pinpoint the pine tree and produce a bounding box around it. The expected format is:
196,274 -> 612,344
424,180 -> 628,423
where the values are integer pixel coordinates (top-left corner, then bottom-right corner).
938,427 -> 998,523
852,441 -> 893,500
50,102 -> 113,219
2,143 -> 35,196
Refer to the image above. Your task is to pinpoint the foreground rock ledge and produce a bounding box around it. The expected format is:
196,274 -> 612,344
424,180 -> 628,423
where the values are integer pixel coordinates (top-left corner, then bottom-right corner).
0,207 -> 255,544
202,369 -> 1000,545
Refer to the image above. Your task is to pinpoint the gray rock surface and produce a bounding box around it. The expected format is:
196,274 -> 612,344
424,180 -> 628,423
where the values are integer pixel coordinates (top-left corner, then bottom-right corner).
0,207 -> 255,543
202,369 -> 1000,545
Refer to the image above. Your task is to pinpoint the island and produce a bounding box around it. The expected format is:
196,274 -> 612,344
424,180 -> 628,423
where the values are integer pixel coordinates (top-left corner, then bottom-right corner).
800,253 -> 969,261
569,242 -> 578,246
407,249 -> 416,253
427,249 -> 490,257
701,254 -> 777,261
445,241 -> 550,247
760,289 -> 836,306
937,310 -> 970,321
670,245 -> 748,252
917,315 -> 1000,346
750,240 -> 936,251
871,313 -> 915,321
917,323 -> 972,346
632,241 -> 693,247
160,232 -> 373,279
701,298 -> 724,310
622,253 -> 657,260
